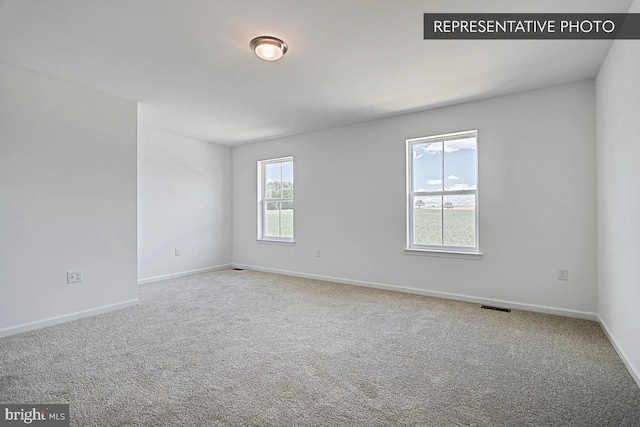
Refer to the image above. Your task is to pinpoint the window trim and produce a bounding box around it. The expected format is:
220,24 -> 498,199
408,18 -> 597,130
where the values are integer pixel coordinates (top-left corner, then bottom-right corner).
405,130 -> 480,255
257,156 -> 295,243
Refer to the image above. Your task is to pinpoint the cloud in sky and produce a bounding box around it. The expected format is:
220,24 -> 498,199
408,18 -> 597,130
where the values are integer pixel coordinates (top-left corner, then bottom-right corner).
444,183 -> 477,191
427,179 -> 442,185
416,183 -> 476,192
446,175 -> 459,181
421,137 -> 476,154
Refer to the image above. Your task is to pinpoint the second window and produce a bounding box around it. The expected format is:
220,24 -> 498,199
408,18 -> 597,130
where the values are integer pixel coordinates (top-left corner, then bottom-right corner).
258,157 -> 294,241
407,131 -> 478,252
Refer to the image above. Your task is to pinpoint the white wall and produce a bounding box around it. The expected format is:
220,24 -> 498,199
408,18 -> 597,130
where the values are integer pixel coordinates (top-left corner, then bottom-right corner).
233,80 -> 597,315
0,62 -> 138,334
596,0 -> 640,383
137,128 -> 232,281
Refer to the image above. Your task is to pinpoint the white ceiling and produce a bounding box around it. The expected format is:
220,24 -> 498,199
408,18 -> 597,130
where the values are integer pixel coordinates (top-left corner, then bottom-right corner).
0,0 -> 633,146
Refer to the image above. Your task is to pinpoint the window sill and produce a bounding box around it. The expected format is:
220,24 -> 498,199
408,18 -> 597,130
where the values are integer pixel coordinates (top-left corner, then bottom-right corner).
404,248 -> 483,260
257,239 -> 295,246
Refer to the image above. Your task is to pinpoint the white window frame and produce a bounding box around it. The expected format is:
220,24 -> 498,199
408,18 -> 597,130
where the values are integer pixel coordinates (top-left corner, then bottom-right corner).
406,130 -> 480,255
257,156 -> 294,243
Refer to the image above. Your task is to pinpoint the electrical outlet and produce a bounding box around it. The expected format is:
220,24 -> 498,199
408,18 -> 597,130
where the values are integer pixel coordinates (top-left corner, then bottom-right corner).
315,249 -> 320,257
558,268 -> 568,281
67,270 -> 83,284
175,248 -> 181,256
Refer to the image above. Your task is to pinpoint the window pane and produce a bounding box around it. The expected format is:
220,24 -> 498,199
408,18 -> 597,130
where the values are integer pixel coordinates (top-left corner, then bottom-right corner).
265,163 -> 282,198
413,142 -> 443,192
443,194 -> 476,248
444,137 -> 476,191
265,201 -> 280,237
282,161 -> 293,183
281,161 -> 293,200
413,196 -> 442,246
280,205 -> 294,238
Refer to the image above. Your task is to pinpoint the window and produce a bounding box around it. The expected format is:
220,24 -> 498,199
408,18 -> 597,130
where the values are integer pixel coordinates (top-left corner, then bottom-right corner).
257,157 -> 294,242
406,131 -> 479,253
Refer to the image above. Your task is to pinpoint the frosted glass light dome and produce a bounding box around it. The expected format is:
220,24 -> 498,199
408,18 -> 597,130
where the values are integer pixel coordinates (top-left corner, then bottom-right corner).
250,36 -> 288,61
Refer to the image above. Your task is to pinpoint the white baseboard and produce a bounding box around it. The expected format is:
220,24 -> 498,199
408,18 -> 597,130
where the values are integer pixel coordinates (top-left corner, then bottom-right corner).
598,315 -> 640,388
137,264 -> 232,285
0,299 -> 139,338
232,263 -> 598,321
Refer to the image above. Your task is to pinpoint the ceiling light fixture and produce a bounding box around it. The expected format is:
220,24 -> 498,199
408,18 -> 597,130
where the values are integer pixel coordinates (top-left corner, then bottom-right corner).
250,36 -> 288,61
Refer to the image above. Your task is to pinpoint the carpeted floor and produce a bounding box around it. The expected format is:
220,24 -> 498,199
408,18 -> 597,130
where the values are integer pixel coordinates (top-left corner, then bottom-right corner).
1,269 -> 639,426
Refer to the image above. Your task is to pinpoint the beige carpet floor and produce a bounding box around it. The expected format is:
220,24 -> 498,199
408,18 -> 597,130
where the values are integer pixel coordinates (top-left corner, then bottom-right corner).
1,269 -> 639,426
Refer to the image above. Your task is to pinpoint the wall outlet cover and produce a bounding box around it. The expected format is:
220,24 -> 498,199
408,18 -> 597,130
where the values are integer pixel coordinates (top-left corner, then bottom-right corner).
67,270 -> 83,283
558,268 -> 568,281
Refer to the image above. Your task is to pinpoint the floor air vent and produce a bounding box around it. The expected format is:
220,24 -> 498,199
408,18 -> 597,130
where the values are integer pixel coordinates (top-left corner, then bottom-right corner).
481,305 -> 511,313
232,268 -> 244,271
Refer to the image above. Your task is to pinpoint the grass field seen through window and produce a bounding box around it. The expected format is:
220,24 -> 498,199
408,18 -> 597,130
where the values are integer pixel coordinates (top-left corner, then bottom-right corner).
413,207 -> 475,247
265,209 -> 294,238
